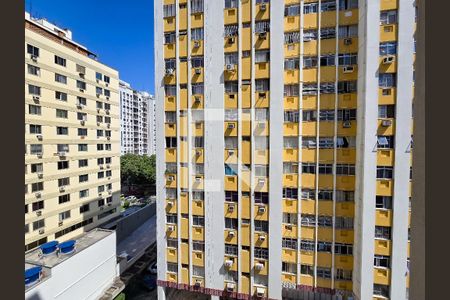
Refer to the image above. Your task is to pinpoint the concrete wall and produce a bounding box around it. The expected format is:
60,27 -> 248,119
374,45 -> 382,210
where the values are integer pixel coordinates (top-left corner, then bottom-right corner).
114,203 -> 156,243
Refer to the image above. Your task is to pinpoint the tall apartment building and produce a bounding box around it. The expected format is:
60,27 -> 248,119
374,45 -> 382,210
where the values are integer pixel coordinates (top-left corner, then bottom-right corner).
25,12 -> 121,251
155,1 -> 415,300
148,93 -> 157,156
119,80 -> 154,155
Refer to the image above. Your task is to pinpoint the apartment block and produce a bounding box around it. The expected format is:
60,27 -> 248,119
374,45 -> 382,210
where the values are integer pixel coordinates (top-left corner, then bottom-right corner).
119,80 -> 154,155
25,12 -> 121,251
155,1 -> 415,299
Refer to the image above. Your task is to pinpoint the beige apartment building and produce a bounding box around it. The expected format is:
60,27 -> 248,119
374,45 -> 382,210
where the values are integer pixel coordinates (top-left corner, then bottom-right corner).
25,12 -> 121,251
155,0 -> 415,300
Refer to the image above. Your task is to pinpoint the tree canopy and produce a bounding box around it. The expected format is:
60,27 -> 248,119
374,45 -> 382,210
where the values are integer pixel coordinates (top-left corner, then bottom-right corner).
120,154 -> 156,186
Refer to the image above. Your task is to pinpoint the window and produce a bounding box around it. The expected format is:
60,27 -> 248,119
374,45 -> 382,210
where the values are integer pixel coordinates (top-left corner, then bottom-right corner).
225,81 -> 238,94
335,243 -> 353,255
303,2 -> 318,14
254,247 -> 269,260
29,124 -> 41,134
193,215 -> 204,226
79,159 -> 88,168
338,25 -> 358,38
55,73 -> 67,84
54,55 -> 66,66
191,0 -> 204,14
377,136 -> 395,149
27,64 -> 40,76
30,163 -> 43,174
337,109 -> 357,121
377,166 -> 393,179
336,164 -> 355,175
191,28 -> 204,40
339,0 -> 358,10
256,79 -> 270,92
338,53 -> 358,66
225,191 -> 238,202
376,196 -> 392,209
303,83 -> 317,95
335,269 -> 352,281
379,73 -> 396,88
284,110 -> 299,122
164,32 -> 176,44
317,267 -> 332,279
191,56 -> 204,68
254,220 -> 268,233
282,238 -> 297,250
225,164 -> 237,176
283,162 -> 298,174
28,84 -> 41,96
317,241 -> 332,252
283,137 -> 298,149
79,189 -> 89,198
255,21 -> 270,34
380,42 -> 397,55
255,50 -> 270,63
284,58 -> 300,71
318,190 -> 333,201
378,105 -> 396,118
31,182 -> 44,192
375,226 -> 391,240
33,219 -> 45,231
255,137 -> 268,150
59,194 -> 70,204
58,177 -> 70,187
283,188 -> 298,199
335,217 -> 354,229
163,4 -> 176,17
59,210 -> 71,221
283,213 -> 297,225
320,27 -> 336,39
380,10 -> 397,25
28,105 -> 41,117
301,189 -> 315,200
77,80 -> 86,90
27,44 -> 39,57
98,199 -> 105,207
374,255 -> 390,268
254,192 -> 269,204
255,164 -> 268,177
336,190 -> 354,202
95,72 -> 103,81
301,264 -> 314,276
78,128 -> 88,136
285,4 -> 301,16
55,91 -> 68,101
224,52 -> 238,65
285,31 -> 301,44
165,137 -> 177,148
192,83 -> 204,95
32,201 -> 44,211
338,81 -> 357,93
56,127 -> 68,135
80,203 -> 90,213
318,216 -> 332,227
225,217 -> 238,230
56,109 -> 68,118
282,262 -> 297,274
373,284 -> 390,298
79,174 -> 89,183
30,144 -> 42,155
77,96 -> 87,106
58,161 -> 69,170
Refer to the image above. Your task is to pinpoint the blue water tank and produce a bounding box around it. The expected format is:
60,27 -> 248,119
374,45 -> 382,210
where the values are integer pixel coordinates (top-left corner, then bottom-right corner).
40,241 -> 59,255
25,266 -> 42,286
59,240 -> 76,254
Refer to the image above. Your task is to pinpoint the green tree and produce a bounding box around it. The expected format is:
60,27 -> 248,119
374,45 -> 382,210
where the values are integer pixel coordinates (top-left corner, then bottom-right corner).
121,154 -> 156,186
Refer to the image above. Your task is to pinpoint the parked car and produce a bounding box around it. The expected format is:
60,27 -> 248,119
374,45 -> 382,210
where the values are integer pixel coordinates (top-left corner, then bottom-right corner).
141,274 -> 157,291
147,261 -> 157,274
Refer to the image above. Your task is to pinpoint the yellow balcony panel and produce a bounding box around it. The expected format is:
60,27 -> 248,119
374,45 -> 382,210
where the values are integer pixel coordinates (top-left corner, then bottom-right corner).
164,44 -> 176,58
335,229 -> 354,244
193,148 -> 204,164
337,149 -> 356,164
282,249 -> 297,263
241,250 -> 251,273
379,56 -> 397,73
164,16 -> 176,32
166,247 -> 177,263
192,276 -> 205,287
254,232 -> 268,248
335,280 -> 352,292
339,9 -> 359,25
240,276 -> 251,295
373,268 -> 391,285
165,148 -> 176,163
224,8 -> 238,24
191,175 -> 204,190
284,122 -> 299,136
318,174 -> 334,189
193,121 -> 204,137
302,122 -> 317,136
254,92 -> 270,108
165,96 -> 176,111
300,275 -> 314,286
224,37 -> 238,53
301,200 -> 315,215
179,7 -> 187,31
304,13 -> 318,29
255,3 -> 270,20
242,57 -> 252,80
335,202 -> 354,217
241,224 -> 251,247
319,94 -> 336,109
179,35 -> 188,57
180,217 -> 189,239
166,224 -> 177,239
337,121 -> 357,136
192,251 -> 204,267
254,177 -> 269,193
192,226 -> 204,241
254,204 -> 269,221
242,84 -> 251,107
381,0 -> 398,11
318,227 -> 333,242
242,27 -> 251,51
285,43 -> 300,57
321,39 -> 338,54
380,24 -> 398,42
241,195 -> 251,219
254,149 -> 269,164
339,93 -> 357,108
163,0 -> 175,4
225,175 -> 238,191
166,199 -> 177,214
282,224 -> 298,239
285,16 -> 300,32
241,171 -> 251,192
224,67 -> 238,81
284,96 -> 299,109
283,148 -> 298,162
255,62 -> 270,78
302,174 -> 316,189
180,89 -> 188,109
191,40 -> 204,56
242,142 -> 251,165
164,73 -> 176,85
254,33 -> 270,50
283,199 -> 298,214
318,122 -> 335,136
242,120 -> 251,136
180,193 -> 189,214
379,87 -> 396,104
377,118 -> 395,135
339,37 -> 358,53
318,201 -> 333,216
321,11 -> 337,27
166,273 -> 177,283
191,67 -> 204,83
338,65 -> 358,81
376,179 -> 393,196
224,93 -> 238,109
224,149 -> 238,164
377,149 -> 394,166
179,141 -> 188,162
165,174 -> 176,189
303,68 -> 318,83
224,229 -> 238,245
181,267 -> 189,284
303,95 -> 318,110
192,199 -> 204,215
224,202 -> 238,218
301,226 -> 315,240
335,255 -> 353,269
191,13 -> 204,28
282,273 -> 297,285
165,122 -> 176,136
224,256 -> 238,272
283,174 -> 298,187
301,149 -> 315,162
336,176 -> 355,190
285,0 -> 299,4
374,239 -> 391,256
254,259 -> 268,275
320,66 -> 336,82
317,252 -> 332,268
224,121 -> 238,136
375,209 -> 392,227
317,278 -> 332,289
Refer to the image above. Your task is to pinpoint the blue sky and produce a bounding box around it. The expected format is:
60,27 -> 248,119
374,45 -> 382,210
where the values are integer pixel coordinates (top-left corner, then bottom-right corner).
25,0 -> 155,93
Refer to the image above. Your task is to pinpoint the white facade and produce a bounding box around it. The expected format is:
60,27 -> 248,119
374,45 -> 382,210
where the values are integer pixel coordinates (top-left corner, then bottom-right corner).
119,80 -> 154,156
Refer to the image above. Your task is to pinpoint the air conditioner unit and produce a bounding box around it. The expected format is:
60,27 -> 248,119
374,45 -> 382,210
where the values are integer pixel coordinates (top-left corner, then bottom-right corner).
228,149 -> 235,156
196,150 -> 202,156
258,178 -> 265,185
259,92 -> 266,98
36,152 -> 43,158
260,3 -> 267,11
106,109 -> 110,115
31,54 -> 38,62
226,64 -> 235,71
226,282 -> 235,292
285,223 -> 293,229
79,89 -> 85,92
228,230 -> 235,237
36,134 -> 43,140
107,123 -> 111,128
194,280 -> 201,287
99,206 -> 104,210
195,176 -> 202,182
97,108 -> 101,113
228,37 -> 235,44
77,104 -> 84,109
259,234 -> 266,241
195,68 -> 201,75
106,96 -> 110,100
168,176 -> 175,181
344,38 -> 352,45
59,186 -> 65,192
100,165 -> 104,169
343,121 -> 352,128
35,192 -> 41,198
79,72 -> 85,78
108,203 -> 112,206
255,262 -> 264,271
96,79 -> 100,83
32,95 -> 40,101
224,260 -> 234,268
343,66 -> 354,73
258,206 -> 266,214
381,119 -> 392,127
96,93 -> 101,97
165,68 -> 175,76
36,210 -> 42,216
258,32 -> 267,39
108,190 -> 112,195
194,40 -> 200,48
383,55 -> 396,64
58,221 -> 63,227
80,120 -> 85,126
257,122 -> 266,129
37,172 -> 43,179
57,152 -> 66,157
167,200 -> 174,207
228,205 -> 235,212
382,88 -> 392,95
107,136 -> 111,140
167,225 -> 175,232
227,123 -> 236,129
256,287 -> 265,297
106,164 -> 111,169
39,229 -> 45,235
